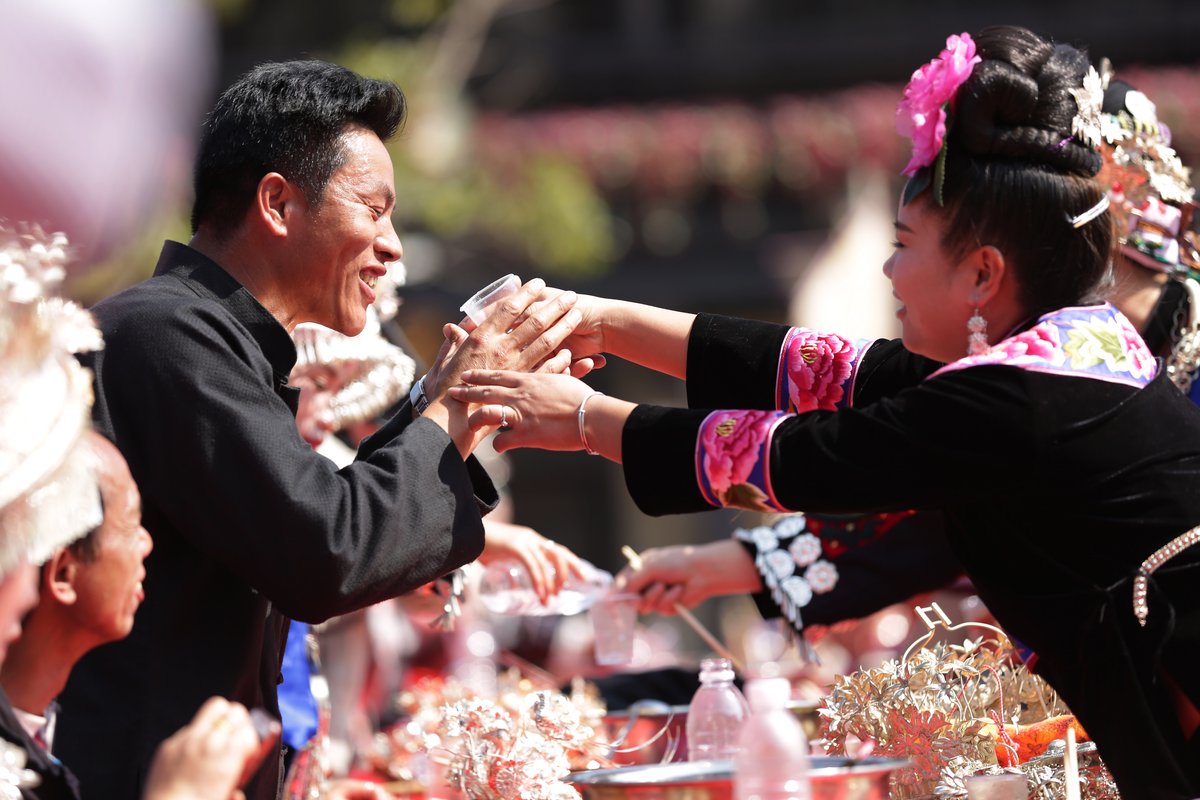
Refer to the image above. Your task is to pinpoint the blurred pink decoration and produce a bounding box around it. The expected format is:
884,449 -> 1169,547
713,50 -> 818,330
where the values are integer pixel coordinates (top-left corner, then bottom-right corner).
0,0 -> 214,265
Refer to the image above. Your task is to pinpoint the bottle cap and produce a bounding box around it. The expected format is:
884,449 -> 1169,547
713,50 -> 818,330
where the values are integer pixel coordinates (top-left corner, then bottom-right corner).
699,657 -> 736,683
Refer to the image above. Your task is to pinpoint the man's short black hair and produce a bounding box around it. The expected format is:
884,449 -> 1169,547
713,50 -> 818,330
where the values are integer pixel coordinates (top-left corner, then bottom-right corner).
191,60 -> 406,236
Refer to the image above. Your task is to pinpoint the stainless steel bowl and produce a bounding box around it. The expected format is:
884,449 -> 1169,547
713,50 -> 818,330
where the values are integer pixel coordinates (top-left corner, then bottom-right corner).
600,701 -> 824,766
600,703 -> 688,766
569,756 -> 909,800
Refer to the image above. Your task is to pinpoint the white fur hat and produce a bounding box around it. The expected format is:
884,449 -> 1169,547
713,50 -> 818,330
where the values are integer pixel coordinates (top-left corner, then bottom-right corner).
0,225 -> 103,574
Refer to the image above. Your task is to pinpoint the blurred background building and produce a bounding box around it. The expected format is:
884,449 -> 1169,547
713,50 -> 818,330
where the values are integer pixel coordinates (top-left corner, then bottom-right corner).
67,0 -> 1200,664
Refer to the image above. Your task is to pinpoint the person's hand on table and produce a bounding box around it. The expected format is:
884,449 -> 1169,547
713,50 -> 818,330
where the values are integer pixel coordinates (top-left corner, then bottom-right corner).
143,697 -> 279,800
615,540 -> 763,616
480,519 -> 587,604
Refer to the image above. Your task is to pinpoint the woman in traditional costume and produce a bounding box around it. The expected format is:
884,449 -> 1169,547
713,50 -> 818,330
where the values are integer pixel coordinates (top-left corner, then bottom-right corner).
449,26 -> 1200,799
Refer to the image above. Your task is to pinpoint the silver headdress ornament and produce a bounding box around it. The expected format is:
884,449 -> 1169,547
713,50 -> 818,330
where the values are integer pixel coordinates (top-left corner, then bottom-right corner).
1094,60 -> 1198,274
0,224 -> 103,576
1069,66 -> 1105,149
292,262 -> 417,431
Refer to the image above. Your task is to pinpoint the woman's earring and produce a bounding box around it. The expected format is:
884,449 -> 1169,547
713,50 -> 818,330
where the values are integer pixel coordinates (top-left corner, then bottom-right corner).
967,308 -> 989,355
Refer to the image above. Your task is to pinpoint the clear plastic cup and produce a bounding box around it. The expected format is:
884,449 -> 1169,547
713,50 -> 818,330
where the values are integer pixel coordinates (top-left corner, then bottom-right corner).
964,773 -> 1028,800
460,273 -> 521,326
589,592 -> 639,666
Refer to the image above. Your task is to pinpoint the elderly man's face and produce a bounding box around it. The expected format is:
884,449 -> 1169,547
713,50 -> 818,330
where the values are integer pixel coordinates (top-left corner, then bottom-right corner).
0,562 -> 38,663
288,125 -> 402,337
70,435 -> 153,644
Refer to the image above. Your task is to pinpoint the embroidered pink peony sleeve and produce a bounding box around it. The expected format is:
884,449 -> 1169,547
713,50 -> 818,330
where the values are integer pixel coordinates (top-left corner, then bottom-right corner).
774,328 -> 869,412
695,409 -> 791,512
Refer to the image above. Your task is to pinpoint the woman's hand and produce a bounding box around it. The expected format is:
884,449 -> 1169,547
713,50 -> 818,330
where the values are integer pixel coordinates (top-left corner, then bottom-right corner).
143,697 -> 280,800
552,292 -> 607,363
480,519 -> 587,604
448,371 -> 595,453
535,292 -> 696,380
615,540 -> 763,616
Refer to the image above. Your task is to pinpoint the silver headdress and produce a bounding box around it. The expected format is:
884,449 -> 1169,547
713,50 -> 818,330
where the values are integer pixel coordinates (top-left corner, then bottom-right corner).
1096,63 -> 1197,273
0,224 -> 103,575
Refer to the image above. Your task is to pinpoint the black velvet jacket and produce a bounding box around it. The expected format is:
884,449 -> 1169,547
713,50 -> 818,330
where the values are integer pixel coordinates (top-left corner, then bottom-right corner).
623,312 -> 1200,800
0,690 -> 79,800
59,243 -> 495,800
787,278 -> 1200,628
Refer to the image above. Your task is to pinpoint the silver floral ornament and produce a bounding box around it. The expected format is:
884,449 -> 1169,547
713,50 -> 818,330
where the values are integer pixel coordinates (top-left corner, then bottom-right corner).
773,514 -> 807,537
781,575 -> 813,608
747,525 -> 779,552
788,533 -> 823,567
764,548 -> 796,579
804,559 -> 839,593
1070,66 -> 1105,148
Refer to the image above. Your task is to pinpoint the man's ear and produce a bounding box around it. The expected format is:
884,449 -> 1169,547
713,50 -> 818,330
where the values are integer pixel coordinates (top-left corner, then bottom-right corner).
43,549 -> 79,606
253,173 -> 298,238
965,244 -> 1008,307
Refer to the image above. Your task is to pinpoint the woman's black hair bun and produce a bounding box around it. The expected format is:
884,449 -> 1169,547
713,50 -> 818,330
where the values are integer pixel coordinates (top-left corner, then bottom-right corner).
948,29 -> 1102,177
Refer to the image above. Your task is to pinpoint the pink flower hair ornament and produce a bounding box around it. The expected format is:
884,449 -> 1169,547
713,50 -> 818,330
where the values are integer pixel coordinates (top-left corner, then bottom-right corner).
896,33 -> 981,206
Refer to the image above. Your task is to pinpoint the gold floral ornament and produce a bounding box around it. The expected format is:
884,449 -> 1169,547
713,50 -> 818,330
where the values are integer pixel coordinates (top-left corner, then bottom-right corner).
819,604 -> 1117,799
0,223 -> 103,575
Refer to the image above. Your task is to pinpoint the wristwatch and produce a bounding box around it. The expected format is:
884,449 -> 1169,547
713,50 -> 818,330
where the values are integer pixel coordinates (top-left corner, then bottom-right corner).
409,374 -> 430,417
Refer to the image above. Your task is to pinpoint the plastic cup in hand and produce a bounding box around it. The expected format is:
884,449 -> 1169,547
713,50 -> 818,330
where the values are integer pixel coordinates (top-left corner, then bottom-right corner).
589,592 -> 639,666
964,773 -> 1028,800
460,273 -> 521,326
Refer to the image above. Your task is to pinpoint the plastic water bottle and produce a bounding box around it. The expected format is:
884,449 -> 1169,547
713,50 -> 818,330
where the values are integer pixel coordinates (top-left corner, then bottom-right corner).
734,677 -> 811,800
686,657 -> 749,761
477,558 -> 613,616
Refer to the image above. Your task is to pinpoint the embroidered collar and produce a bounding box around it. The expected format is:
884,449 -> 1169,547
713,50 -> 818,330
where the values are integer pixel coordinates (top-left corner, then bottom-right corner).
930,303 -> 1158,388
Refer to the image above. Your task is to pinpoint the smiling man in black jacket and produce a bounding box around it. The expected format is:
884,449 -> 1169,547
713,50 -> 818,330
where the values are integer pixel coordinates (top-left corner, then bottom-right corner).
60,60 -> 581,800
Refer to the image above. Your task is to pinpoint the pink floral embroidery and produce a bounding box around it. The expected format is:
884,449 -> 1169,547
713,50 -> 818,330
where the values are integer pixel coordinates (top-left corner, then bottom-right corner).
1116,313 -> 1158,380
700,410 -> 777,502
896,33 -> 981,176
785,329 -> 859,412
930,304 -> 1158,388
975,324 -> 1062,366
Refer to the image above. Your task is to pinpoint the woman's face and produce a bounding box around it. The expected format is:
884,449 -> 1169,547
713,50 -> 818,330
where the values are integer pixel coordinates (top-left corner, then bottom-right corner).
292,365 -> 341,448
882,196 -> 977,363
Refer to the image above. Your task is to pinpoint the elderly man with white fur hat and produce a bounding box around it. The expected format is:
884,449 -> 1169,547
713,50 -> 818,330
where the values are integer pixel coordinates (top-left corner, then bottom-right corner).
0,227 -> 286,800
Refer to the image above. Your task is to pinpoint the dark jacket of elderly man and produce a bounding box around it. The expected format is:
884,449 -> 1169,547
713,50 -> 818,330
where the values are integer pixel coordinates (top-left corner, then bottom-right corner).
59,60 -> 579,800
